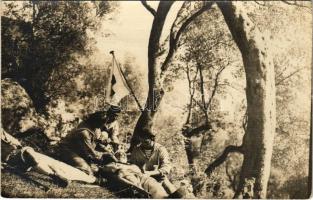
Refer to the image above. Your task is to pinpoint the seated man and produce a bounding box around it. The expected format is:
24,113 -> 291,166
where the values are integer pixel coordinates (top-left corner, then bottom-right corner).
100,105 -> 121,151
129,128 -> 177,196
57,106 -> 121,175
78,104 -> 121,152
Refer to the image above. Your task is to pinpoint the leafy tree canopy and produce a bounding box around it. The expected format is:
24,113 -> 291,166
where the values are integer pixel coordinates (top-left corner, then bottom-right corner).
2,1 -> 118,111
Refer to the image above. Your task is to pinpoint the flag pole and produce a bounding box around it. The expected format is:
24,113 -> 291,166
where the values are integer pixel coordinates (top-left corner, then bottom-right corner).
106,51 -> 115,103
110,51 -> 143,111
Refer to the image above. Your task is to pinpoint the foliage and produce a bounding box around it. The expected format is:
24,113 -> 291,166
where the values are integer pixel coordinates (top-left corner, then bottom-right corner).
161,2 -> 310,198
1,1 -> 310,198
167,4 -> 245,197
1,1 -> 118,111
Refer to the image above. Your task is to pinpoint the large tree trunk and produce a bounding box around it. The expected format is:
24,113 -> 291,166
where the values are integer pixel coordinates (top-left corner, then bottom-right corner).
218,2 -> 276,198
130,2 -> 174,149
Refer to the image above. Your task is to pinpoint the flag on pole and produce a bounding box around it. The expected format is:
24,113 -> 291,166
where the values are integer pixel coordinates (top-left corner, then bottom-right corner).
107,62 -> 130,104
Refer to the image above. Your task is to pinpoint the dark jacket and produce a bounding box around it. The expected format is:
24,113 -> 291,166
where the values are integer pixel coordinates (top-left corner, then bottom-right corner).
60,128 -> 101,163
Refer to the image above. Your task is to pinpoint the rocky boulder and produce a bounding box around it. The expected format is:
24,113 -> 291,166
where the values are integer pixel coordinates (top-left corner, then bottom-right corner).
1,79 -> 52,152
1,78 -> 39,135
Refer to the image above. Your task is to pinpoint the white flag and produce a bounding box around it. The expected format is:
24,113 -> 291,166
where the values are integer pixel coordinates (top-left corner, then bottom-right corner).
109,63 -> 130,104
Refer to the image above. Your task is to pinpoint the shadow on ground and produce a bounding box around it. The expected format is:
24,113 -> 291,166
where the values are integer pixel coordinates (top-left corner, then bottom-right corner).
1,168 -> 144,198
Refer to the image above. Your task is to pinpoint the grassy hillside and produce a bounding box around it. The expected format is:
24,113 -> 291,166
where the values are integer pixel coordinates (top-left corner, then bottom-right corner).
1,167 -> 138,198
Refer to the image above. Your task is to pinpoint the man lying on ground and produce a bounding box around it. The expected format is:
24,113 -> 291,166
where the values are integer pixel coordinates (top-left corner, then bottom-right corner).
99,154 -> 169,199
1,129 -> 99,187
20,146 -> 97,186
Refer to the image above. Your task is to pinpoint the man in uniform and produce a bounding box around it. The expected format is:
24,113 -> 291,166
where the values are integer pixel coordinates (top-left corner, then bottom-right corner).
129,128 -> 177,196
58,105 -> 121,175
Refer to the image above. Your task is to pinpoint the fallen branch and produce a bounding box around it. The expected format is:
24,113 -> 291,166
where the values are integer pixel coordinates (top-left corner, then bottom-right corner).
205,145 -> 243,175
254,1 -> 267,6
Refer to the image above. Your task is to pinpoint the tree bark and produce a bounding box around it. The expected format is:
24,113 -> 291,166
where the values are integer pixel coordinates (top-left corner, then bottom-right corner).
218,2 -> 276,198
130,2 -> 174,149
131,2 -> 214,152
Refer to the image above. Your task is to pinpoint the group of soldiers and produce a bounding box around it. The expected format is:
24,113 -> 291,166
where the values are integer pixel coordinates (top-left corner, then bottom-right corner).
0,103 -> 187,198
51,104 -> 184,198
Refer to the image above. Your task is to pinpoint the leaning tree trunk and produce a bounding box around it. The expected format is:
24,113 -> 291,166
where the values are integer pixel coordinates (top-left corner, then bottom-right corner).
130,2 -> 214,152
131,2 -> 174,149
218,2 -> 276,198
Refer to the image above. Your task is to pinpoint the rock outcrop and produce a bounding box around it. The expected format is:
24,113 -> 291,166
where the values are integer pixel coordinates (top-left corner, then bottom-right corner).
1,78 -> 39,135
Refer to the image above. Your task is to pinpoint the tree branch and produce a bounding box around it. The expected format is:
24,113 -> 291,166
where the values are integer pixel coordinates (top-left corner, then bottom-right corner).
254,1 -> 267,6
191,67 -> 199,95
186,63 -> 192,95
281,0 -> 312,10
207,65 -> 226,110
275,66 -> 287,81
276,67 -> 304,86
192,97 -> 206,113
141,1 -> 156,16
182,123 -> 210,138
185,64 -> 199,124
186,77 -> 193,124
205,145 -> 243,175
198,62 -> 210,125
160,1 -> 214,72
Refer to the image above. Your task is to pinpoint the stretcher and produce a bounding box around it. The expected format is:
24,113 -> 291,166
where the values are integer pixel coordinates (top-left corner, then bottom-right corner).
112,175 -> 151,198
116,174 -> 169,198
99,162 -> 168,198
98,162 -> 150,198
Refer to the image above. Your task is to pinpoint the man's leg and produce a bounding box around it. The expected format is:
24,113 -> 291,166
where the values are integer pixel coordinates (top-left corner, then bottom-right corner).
140,175 -> 168,199
162,176 -> 177,194
59,148 -> 93,175
153,174 -> 177,194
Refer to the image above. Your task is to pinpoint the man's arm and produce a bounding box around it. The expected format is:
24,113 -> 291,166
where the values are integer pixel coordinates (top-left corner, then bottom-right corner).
80,130 -> 102,162
110,122 -> 120,144
129,149 -> 138,165
157,146 -> 172,176
143,146 -> 172,177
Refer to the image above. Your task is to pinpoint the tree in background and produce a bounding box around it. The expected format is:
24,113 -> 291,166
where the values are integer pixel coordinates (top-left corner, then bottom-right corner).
131,0 -> 214,152
203,2 -> 276,198
202,2 -> 311,196
171,6 -> 243,196
176,6 -> 240,166
1,1 -> 310,199
248,2 -> 311,198
135,1 -> 277,198
2,1 -> 117,112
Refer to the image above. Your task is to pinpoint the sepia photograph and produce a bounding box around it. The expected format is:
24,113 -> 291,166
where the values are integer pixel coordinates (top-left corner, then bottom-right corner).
1,1 -> 312,199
